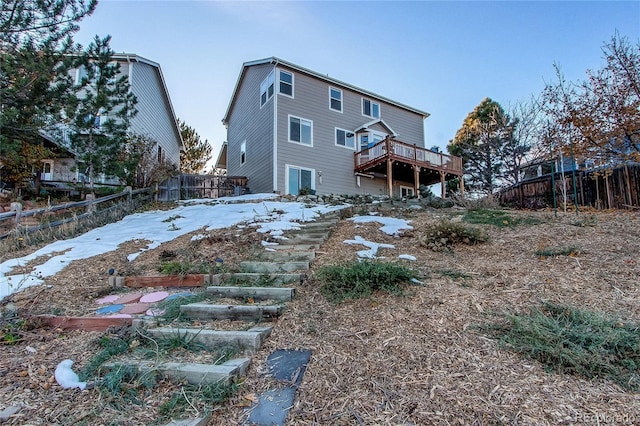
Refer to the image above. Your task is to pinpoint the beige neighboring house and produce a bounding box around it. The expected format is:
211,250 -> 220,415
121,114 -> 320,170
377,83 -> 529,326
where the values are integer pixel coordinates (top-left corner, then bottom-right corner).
40,53 -> 183,187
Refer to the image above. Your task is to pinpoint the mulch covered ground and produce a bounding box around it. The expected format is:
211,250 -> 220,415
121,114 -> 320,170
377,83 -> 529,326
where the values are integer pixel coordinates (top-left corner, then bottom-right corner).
1,204 -> 639,425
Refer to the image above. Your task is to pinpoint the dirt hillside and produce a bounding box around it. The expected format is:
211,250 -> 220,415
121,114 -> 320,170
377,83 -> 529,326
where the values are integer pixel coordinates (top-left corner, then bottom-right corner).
1,203 -> 639,425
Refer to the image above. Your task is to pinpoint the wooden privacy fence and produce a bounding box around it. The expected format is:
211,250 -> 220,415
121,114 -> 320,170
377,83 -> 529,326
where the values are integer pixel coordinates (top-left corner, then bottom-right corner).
0,187 -> 153,239
499,164 -> 640,210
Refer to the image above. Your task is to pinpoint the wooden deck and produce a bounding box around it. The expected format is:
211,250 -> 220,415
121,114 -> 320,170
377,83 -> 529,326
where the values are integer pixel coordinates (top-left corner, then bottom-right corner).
354,137 -> 463,196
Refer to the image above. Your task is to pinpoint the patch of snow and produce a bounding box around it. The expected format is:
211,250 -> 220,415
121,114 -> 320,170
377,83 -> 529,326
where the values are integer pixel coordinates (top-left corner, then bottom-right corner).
0,198 -> 350,300
261,241 -> 279,246
191,234 -> 207,241
411,278 -> 425,286
349,216 -> 413,236
344,235 -> 395,259
399,254 -> 417,261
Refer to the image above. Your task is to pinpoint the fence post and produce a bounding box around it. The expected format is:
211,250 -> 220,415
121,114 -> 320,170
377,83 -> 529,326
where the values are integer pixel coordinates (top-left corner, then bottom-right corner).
125,186 -> 132,207
10,202 -> 22,226
85,193 -> 95,214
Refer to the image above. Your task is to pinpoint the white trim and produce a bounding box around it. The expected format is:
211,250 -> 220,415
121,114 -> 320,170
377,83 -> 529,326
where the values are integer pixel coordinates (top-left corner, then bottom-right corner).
273,81 -> 278,192
285,164 -> 316,195
260,69 -> 275,108
361,98 -> 381,119
329,87 -> 343,113
278,69 -> 294,98
356,118 -> 397,138
287,114 -> 313,147
334,127 -> 356,150
400,185 -> 415,197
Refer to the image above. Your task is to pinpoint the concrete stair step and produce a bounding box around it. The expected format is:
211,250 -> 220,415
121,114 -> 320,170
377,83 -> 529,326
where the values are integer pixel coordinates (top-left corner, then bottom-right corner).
260,251 -> 315,262
105,357 -> 250,386
269,243 -> 320,251
210,273 -> 303,286
146,326 -> 272,354
240,261 -> 310,273
181,303 -> 285,321
206,286 -> 295,301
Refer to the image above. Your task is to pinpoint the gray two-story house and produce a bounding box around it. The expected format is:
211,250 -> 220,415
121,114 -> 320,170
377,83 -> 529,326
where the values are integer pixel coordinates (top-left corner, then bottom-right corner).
219,57 -> 462,197
40,54 -> 183,185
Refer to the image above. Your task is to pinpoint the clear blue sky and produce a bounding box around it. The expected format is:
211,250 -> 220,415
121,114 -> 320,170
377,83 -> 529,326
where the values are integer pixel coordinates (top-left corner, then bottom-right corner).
74,1 -> 640,167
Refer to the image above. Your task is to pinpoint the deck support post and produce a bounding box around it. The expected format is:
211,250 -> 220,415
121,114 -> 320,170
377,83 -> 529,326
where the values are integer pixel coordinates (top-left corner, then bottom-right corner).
387,158 -> 393,197
440,171 -> 446,198
459,175 -> 465,194
414,165 -> 421,198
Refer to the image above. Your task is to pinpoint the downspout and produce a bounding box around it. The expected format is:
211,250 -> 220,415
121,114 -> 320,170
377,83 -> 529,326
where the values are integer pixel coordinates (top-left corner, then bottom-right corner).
272,60 -> 279,193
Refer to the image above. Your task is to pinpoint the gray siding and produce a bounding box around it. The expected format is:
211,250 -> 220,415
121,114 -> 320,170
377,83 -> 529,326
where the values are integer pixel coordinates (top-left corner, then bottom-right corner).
127,61 -> 181,167
275,66 -> 425,195
226,64 -> 275,193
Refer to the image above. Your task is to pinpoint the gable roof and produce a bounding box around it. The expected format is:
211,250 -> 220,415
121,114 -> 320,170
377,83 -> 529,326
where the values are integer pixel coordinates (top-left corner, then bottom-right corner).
113,53 -> 184,150
222,57 -> 429,125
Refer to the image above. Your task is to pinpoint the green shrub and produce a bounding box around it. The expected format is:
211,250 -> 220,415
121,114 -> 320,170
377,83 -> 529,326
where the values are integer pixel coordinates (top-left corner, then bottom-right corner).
534,245 -> 580,258
481,303 -> 640,390
418,220 -> 489,252
316,261 -> 415,303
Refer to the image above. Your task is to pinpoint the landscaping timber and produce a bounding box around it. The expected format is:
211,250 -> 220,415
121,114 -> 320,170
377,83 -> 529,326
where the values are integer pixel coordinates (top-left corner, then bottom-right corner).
180,303 -> 285,321
31,315 -> 133,331
206,286 -> 295,301
146,326 -> 272,354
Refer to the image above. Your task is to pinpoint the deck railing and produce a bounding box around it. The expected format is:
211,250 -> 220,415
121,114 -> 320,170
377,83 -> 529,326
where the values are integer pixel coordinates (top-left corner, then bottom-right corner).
354,138 -> 463,174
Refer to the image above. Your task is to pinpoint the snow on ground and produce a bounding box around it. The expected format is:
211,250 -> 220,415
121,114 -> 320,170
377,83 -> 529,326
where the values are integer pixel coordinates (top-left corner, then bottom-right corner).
399,254 -> 417,261
348,215 -> 412,236
344,236 -> 395,259
0,194 -> 347,300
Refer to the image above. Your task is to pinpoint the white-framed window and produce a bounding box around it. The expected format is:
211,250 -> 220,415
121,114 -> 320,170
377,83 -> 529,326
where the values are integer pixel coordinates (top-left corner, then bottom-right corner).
400,186 -> 415,198
362,98 -> 380,119
157,145 -> 165,162
359,130 -> 386,150
329,87 -> 342,112
288,115 -> 313,146
279,70 -> 293,97
286,164 -> 315,196
335,128 -> 355,150
240,141 -> 246,165
260,70 -> 275,107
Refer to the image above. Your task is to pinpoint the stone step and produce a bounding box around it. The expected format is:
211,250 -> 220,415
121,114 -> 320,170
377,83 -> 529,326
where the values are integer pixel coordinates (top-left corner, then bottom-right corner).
269,243 -> 320,251
287,230 -> 330,239
210,273 -> 303,286
105,357 -> 250,386
146,326 -> 272,354
206,286 -> 295,301
164,416 -> 211,426
240,261 -> 310,273
181,303 -> 285,321
280,237 -> 325,244
260,251 -> 315,262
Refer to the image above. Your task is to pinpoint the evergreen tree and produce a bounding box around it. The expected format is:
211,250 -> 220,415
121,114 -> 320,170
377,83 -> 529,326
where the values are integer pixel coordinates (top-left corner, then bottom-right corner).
0,0 -> 96,188
66,35 -> 138,190
447,98 -> 515,195
178,119 -> 212,174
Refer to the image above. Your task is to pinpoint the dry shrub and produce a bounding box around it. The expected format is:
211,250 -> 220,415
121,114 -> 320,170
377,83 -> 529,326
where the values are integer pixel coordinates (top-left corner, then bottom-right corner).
417,220 -> 489,252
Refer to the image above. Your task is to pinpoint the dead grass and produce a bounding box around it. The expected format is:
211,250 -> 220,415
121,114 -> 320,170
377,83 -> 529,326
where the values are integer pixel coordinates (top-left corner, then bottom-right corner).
1,206 -> 639,425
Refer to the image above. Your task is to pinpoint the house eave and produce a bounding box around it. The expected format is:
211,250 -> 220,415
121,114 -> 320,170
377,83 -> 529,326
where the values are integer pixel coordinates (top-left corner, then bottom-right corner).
222,56 -> 430,125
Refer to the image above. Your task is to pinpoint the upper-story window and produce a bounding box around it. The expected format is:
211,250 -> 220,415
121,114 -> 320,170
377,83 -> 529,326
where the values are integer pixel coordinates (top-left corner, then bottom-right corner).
289,115 -> 313,146
329,87 -> 342,112
240,141 -> 246,164
279,70 -> 293,97
335,128 -> 355,150
362,98 -> 380,119
260,70 -> 275,107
